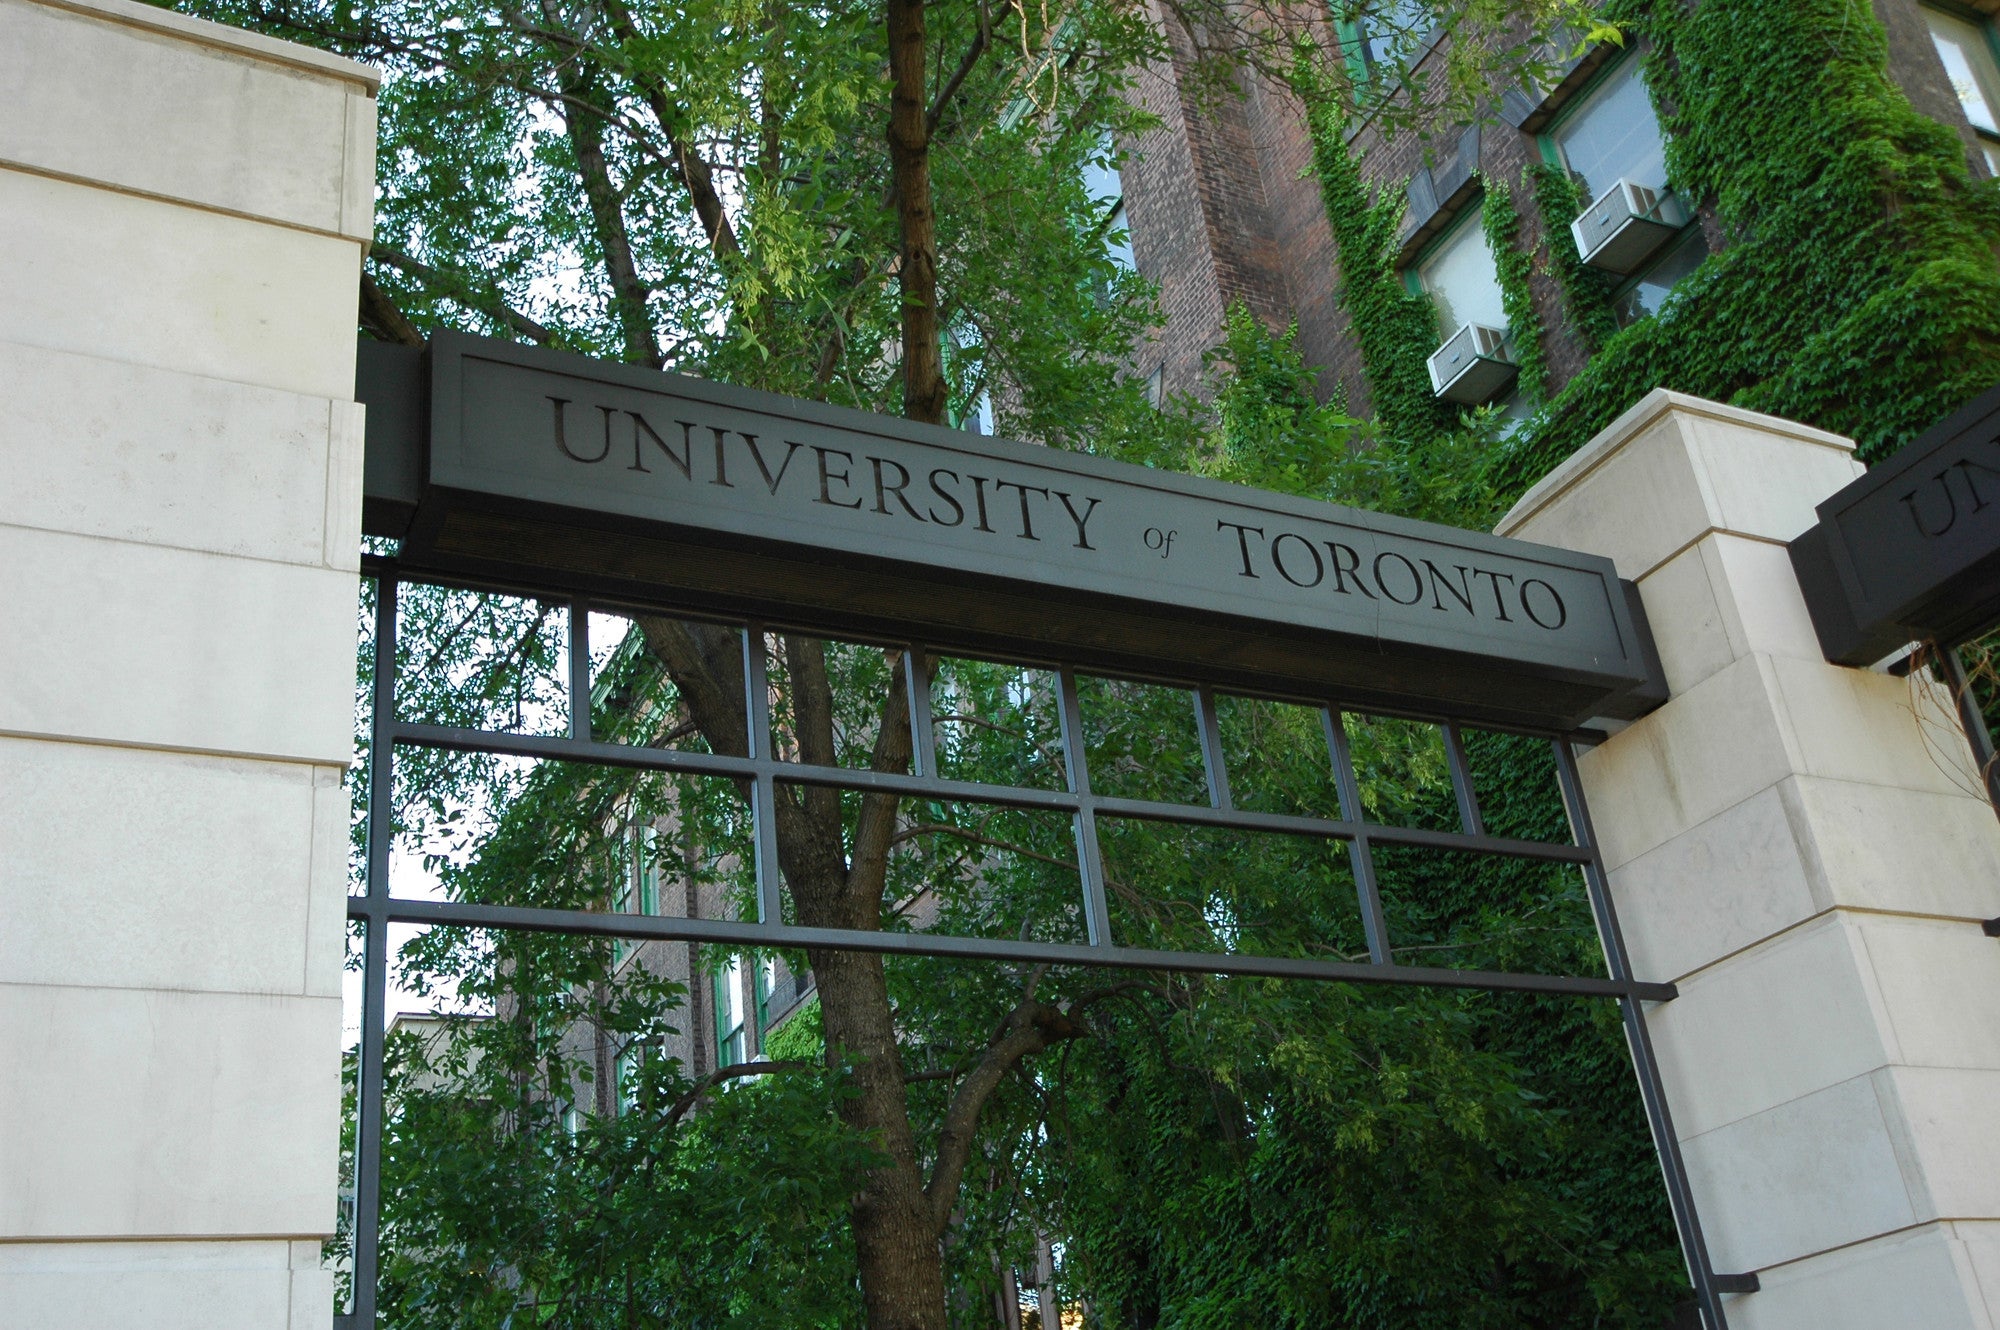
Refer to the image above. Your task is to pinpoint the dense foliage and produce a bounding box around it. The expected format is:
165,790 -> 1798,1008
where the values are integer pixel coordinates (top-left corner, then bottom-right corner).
1310,0 -> 2000,489
1503,0 -> 2000,482
166,0 -> 1717,1323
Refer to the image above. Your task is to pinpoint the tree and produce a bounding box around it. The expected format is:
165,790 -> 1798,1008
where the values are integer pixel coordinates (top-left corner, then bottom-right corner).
175,1 -> 1673,1325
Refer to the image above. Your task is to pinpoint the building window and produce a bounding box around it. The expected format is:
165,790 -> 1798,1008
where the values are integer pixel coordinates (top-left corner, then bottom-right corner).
1145,364 -> 1165,409
714,956 -> 749,1068
1413,207 -> 1508,341
616,1040 -> 644,1113
1542,54 -> 1709,328
1547,56 -> 1667,207
1338,0 -> 1435,85
1610,226 -> 1708,326
1924,4 -> 2000,173
1081,134 -> 1134,271
614,821 -> 658,965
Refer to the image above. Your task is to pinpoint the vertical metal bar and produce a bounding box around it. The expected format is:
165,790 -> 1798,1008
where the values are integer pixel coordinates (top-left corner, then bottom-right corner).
1324,708 -> 1392,966
904,643 -> 938,781
353,571 -> 399,1329
1554,739 -> 1732,1330
1193,687 -> 1233,811
1939,643 -> 2000,815
1055,668 -> 1114,947
1440,722 -> 1484,837
742,626 -> 784,928
568,598 -> 591,743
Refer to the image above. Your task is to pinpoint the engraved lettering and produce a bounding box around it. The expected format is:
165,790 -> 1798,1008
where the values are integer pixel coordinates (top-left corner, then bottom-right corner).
1373,552 -> 1423,605
1054,492 -> 1102,550
1952,455 -> 2000,512
627,414 -> 692,478
745,437 -> 803,494
814,446 -> 864,509
1271,532 -> 1325,588
927,469 -> 966,526
1902,472 -> 1958,538
1422,560 -> 1476,615
711,428 -> 736,487
870,456 -> 926,521
1217,520 -> 1265,578
1520,578 -> 1568,630
992,479 -> 1051,540
969,475 -> 996,533
1324,542 -> 1375,598
549,396 -> 612,463
1471,568 -> 1515,621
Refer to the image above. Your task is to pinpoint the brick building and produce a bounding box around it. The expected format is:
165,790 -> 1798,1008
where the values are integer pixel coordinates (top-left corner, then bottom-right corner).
1111,0 -> 2000,417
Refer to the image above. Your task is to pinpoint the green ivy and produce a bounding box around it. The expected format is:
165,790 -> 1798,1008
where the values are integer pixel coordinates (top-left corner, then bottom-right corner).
1481,176 -> 1551,401
1302,74 -> 1457,440
1495,0 -> 2000,493
1310,0 -> 2000,498
1527,160 -> 1622,352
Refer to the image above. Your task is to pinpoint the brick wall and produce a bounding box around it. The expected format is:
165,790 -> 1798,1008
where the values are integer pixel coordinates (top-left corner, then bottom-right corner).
1118,4 -> 1989,420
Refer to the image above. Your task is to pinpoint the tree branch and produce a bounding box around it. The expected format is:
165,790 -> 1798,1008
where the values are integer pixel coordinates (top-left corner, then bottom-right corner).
359,269 -> 426,346
664,1057 -> 812,1124
599,0 -> 743,261
924,997 -> 1086,1232
369,246 -> 557,345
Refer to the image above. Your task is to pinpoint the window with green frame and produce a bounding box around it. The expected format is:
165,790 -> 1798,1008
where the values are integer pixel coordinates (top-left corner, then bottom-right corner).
1334,0 -> 1435,90
714,955 -> 749,1068
613,821 -> 659,965
1407,203 -> 1508,341
616,1039 -> 644,1113
1923,2 -> 2000,174
1537,52 -> 1709,328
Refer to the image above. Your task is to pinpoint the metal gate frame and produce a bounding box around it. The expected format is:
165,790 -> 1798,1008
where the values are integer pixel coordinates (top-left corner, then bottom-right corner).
343,553 -> 1747,1329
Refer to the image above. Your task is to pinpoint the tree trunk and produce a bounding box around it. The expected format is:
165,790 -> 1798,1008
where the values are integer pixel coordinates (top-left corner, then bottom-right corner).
885,0 -> 947,425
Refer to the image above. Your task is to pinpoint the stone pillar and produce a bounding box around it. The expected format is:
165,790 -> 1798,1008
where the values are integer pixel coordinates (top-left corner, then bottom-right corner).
0,2 -> 375,1325
1500,391 -> 2000,1329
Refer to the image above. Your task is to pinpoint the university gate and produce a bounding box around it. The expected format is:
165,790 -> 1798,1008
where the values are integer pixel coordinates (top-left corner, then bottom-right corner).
7,8 -> 1999,1330
342,331 -> 1738,1327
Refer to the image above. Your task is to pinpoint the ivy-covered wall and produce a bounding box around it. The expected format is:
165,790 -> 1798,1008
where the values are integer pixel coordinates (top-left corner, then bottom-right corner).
1313,0 -> 2000,498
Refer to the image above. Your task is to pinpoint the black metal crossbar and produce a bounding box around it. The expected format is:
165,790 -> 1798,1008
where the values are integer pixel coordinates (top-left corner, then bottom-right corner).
343,554 -> 1736,1330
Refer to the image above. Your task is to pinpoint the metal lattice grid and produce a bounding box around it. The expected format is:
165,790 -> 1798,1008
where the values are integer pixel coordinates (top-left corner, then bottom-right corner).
343,554 -> 1739,1330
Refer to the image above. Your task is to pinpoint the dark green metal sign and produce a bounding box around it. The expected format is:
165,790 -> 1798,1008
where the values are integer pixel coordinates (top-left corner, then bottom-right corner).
360,331 -> 1664,729
1791,381 -> 2000,665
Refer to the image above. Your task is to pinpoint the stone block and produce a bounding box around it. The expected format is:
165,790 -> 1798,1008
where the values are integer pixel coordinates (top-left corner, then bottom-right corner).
1577,652 -> 1796,870
1961,1219 -> 2000,1321
1790,774 -> 2000,921
0,0 -> 377,241
0,1238 -> 331,1330
1700,533 -> 1830,667
1855,917 -> 2000,1071
0,167 -> 362,400
1765,652 -> 1980,796
1606,780 -> 1820,983
1883,1066 -> 2000,1222
1650,915 -> 1888,1138
1728,1224 -> 1989,1330
1629,540 -> 1738,698
0,737 -> 350,996
1497,390 -> 1860,580
0,341 -> 360,570
0,984 -> 342,1238
1682,1071 -> 1917,1274
0,524 -> 359,766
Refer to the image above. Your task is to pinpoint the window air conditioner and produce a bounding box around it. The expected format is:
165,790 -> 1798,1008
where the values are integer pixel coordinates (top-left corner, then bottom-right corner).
1570,178 -> 1691,275
1427,323 -> 1518,405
